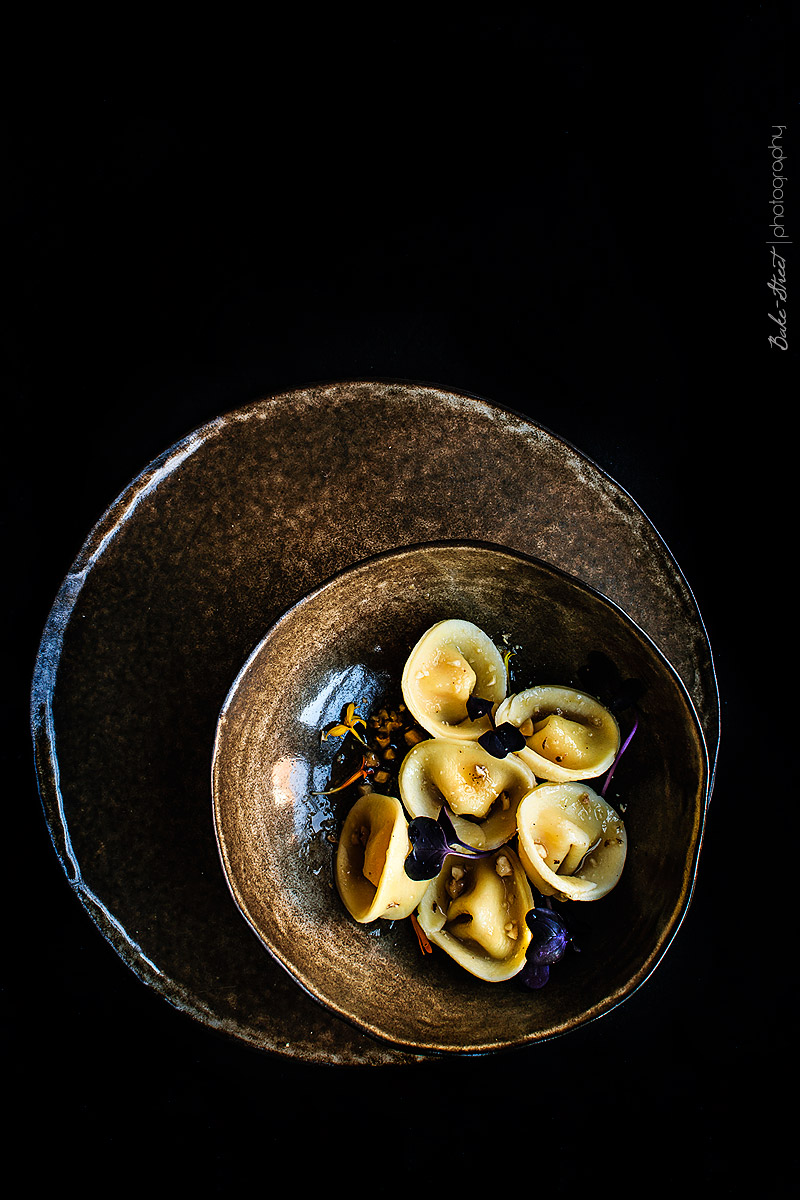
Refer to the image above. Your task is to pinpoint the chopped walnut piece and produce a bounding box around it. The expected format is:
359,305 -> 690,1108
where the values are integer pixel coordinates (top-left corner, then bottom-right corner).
404,729 -> 425,746
447,865 -> 466,899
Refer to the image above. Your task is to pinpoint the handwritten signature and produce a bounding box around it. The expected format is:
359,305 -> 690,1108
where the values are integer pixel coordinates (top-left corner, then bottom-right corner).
768,126 -> 789,350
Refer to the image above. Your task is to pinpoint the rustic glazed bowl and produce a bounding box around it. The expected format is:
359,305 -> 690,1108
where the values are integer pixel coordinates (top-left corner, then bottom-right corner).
212,540 -> 709,1055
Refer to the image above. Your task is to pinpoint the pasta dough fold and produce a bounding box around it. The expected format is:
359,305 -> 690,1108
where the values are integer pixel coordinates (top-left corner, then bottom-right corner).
416,847 -> 534,981
401,619 -> 507,740
495,685 -> 620,782
516,782 -> 627,901
335,793 -> 431,922
399,737 -> 535,850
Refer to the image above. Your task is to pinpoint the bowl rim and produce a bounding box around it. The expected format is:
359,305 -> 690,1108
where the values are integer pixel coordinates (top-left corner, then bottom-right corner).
211,537 -> 711,1054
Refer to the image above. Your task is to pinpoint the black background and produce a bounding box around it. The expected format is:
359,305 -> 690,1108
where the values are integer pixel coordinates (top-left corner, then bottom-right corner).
6,7 -> 794,1192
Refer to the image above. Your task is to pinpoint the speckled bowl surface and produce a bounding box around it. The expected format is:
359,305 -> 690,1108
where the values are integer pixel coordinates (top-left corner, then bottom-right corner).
31,380 -> 718,1063
212,540 -> 708,1055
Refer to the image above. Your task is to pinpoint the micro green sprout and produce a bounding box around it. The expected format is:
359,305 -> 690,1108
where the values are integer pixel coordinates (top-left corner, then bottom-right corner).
466,694 -> 526,759
404,805 -> 494,882
520,899 -> 573,989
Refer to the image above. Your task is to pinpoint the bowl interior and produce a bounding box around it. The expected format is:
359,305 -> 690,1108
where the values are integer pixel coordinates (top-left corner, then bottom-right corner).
212,540 -> 708,1054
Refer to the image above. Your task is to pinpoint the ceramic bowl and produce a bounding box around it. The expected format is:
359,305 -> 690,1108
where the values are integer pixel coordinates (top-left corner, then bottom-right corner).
212,540 -> 708,1055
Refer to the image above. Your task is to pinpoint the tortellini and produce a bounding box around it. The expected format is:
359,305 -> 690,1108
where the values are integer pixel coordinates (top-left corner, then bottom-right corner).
516,782 -> 627,902
328,619 -> 632,988
416,847 -> 534,981
398,737 -> 536,851
495,685 -> 620,782
401,619 -> 507,740
335,793 -> 432,922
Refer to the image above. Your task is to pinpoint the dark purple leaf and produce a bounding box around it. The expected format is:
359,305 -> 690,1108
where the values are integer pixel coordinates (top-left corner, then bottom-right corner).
526,906 -> 570,964
478,722 -> 526,758
520,961 -> 551,989
404,805 -> 492,881
466,694 -> 495,721
520,905 -> 572,989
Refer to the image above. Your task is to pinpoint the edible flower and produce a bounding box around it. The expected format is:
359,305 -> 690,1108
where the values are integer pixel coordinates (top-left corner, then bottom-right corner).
321,702 -> 368,746
520,901 -> 572,989
410,912 -> 433,955
312,754 -> 374,796
404,805 -> 493,881
466,694 -> 526,759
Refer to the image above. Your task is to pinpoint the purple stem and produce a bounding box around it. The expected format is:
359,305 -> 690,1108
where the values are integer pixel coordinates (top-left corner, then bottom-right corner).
600,714 -> 639,797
